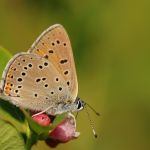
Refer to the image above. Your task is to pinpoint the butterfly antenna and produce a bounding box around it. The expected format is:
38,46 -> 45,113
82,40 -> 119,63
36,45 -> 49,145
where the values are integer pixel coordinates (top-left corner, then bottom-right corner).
85,105 -> 98,138
86,103 -> 101,116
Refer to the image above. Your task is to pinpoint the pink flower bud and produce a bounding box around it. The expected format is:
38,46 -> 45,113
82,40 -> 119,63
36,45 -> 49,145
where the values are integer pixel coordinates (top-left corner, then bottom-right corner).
32,113 -> 51,126
46,113 -> 80,147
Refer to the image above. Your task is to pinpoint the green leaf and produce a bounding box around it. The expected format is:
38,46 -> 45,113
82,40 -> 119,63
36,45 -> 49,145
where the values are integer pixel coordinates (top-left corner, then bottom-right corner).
0,119 -> 26,150
0,47 -> 12,77
0,100 -> 29,134
51,113 -> 66,129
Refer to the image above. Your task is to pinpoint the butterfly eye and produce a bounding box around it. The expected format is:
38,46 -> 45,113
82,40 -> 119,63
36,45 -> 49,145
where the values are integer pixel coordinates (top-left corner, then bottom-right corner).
76,99 -> 84,111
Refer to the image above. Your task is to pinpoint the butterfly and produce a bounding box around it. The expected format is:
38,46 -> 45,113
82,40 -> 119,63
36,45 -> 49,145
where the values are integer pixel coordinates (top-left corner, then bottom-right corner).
0,24 -> 85,116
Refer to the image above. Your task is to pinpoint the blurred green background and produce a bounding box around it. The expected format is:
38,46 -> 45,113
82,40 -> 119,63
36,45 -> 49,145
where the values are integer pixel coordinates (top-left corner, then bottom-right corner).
0,0 -> 150,150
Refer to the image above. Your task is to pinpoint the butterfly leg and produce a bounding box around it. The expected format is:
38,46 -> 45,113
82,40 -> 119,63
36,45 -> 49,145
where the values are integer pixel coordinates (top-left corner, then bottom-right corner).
32,106 -> 54,117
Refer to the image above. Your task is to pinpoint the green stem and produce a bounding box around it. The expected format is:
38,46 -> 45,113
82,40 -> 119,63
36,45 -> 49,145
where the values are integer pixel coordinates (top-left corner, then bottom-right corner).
25,130 -> 38,150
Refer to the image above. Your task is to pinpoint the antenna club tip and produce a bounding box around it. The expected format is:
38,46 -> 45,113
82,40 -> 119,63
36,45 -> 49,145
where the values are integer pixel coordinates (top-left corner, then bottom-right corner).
94,134 -> 98,138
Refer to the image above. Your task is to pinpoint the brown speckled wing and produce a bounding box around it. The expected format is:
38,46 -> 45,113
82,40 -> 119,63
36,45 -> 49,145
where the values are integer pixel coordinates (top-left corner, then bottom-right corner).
1,53 -> 71,112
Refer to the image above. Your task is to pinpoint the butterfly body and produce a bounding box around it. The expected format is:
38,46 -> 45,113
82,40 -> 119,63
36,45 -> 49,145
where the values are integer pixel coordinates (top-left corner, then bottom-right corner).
0,24 -> 85,115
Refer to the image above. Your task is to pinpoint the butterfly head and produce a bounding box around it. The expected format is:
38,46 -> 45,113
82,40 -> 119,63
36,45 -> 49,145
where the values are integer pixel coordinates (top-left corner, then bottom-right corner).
75,97 -> 86,111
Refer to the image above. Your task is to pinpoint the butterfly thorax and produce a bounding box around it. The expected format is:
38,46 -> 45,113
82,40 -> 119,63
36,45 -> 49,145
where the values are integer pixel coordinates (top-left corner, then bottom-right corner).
46,97 -> 85,115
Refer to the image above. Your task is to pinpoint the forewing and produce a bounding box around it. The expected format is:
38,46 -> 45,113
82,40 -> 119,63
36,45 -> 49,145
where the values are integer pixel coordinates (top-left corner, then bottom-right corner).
28,24 -> 78,101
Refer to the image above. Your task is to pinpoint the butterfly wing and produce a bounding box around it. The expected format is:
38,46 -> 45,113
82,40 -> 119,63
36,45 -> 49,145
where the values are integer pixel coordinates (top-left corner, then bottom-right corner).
28,24 -> 78,101
1,53 -> 71,113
